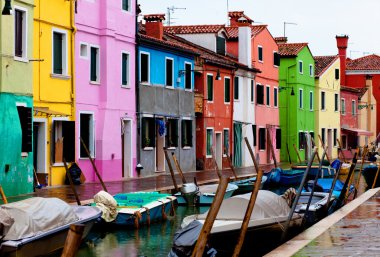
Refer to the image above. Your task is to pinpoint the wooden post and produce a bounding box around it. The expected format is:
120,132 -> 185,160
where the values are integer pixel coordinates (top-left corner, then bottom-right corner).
244,137 -> 260,174
325,161 -> 343,213
191,176 -> 229,257
171,152 -> 187,184
354,146 -> 368,198
0,186 -> 8,204
267,130 -> 278,168
163,148 -> 179,192
80,137 -> 107,192
371,165 -> 380,189
63,158 -> 81,206
286,143 -> 292,164
310,137 -> 321,163
226,150 -> 238,180
293,143 -> 302,163
210,148 -> 222,179
232,169 -> 264,257
61,224 -> 85,257
345,148 -> 360,199
318,134 -> 331,164
337,138 -> 347,163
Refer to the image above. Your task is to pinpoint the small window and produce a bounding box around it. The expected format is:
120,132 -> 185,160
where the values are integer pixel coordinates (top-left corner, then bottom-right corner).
207,74 -> 213,101
90,46 -> 100,82
252,125 -> 257,146
341,98 -> 346,115
122,52 -> 129,87
321,91 -> 326,110
342,135 -> 347,149
141,117 -> 155,148
53,31 -> 67,75
258,46 -> 263,62
122,0 -> 131,11
140,52 -> 150,83
80,113 -> 95,158
166,119 -> 178,148
259,128 -> 266,150
223,129 -> 229,155
333,128 -> 338,147
335,68 -> 340,80
250,80 -> 254,103
352,100 -> 356,116
206,129 -> 213,156
276,128 -> 281,149
273,52 -> 280,66
224,77 -> 230,103
310,132 -> 315,141
266,86 -> 270,106
181,120 -> 193,148
80,43 -> 88,58
234,77 -> 239,100
299,132 -> 306,150
165,58 -> 174,87
14,8 -> 27,59
321,128 -> 326,144
256,84 -> 264,105
52,121 -> 75,163
185,63 -> 192,90
299,88 -> 303,109
299,61 -> 303,74
216,36 -> 226,55
334,93 -> 339,112
274,88 -> 278,107
309,91 -> 313,111
17,106 -> 32,152
309,64 -> 313,76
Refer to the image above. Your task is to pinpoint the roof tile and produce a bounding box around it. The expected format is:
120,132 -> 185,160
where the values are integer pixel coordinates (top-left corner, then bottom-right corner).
314,55 -> 339,77
278,43 -> 308,57
346,54 -> 380,71
164,25 -> 225,35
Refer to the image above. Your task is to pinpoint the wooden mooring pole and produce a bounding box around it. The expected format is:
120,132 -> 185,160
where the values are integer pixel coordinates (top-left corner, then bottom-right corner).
171,152 -> 187,184
244,137 -> 259,174
210,148 -> 222,179
318,134 -> 331,164
267,130 -> 278,168
371,164 -> 380,189
0,185 -> 8,204
337,138 -> 347,163
191,176 -> 229,257
63,158 -> 81,206
61,224 -> 85,257
293,144 -> 302,163
226,151 -> 238,180
163,148 -> 179,192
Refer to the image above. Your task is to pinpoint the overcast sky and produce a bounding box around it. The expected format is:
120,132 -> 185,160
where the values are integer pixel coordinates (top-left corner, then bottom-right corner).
138,0 -> 380,59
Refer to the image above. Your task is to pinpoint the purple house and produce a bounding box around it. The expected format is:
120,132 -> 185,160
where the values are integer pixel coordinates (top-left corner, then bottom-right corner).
75,0 -> 137,181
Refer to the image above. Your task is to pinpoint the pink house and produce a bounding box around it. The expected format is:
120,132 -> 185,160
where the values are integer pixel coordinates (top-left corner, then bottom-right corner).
75,0 -> 137,181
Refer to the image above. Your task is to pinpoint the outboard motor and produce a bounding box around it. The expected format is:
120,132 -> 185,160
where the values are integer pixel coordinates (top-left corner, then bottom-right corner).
180,183 -> 199,206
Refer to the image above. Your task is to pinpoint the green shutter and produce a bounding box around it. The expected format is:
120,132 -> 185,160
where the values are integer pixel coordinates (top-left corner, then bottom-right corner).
207,75 -> 213,101
53,33 -> 63,74
122,53 -> 128,85
90,47 -> 98,81
234,77 -> 239,100
225,78 -> 230,102
122,0 -> 129,11
216,36 -> 226,55
276,129 -> 282,149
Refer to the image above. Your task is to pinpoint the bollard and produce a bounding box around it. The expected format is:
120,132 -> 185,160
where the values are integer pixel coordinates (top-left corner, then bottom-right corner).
61,224 -> 85,257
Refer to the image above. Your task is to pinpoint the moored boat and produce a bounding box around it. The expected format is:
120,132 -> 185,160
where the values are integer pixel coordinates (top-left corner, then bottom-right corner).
231,176 -> 268,195
362,164 -> 380,188
292,165 -> 335,178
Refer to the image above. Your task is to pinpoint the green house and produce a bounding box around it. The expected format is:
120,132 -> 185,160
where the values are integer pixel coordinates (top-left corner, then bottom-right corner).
0,0 -> 35,197
277,39 -> 315,163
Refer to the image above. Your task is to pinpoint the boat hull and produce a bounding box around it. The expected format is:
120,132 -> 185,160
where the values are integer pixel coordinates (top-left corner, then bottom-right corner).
292,165 -> 335,178
231,176 -> 267,195
362,165 -> 380,188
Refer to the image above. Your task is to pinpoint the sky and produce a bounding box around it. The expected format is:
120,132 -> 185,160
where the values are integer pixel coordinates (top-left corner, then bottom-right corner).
138,0 -> 380,59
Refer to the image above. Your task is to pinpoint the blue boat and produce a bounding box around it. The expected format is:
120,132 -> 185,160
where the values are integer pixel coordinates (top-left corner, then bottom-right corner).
306,178 -> 355,198
231,176 -> 268,195
291,165 -> 335,178
267,168 -> 304,185
362,164 -> 379,188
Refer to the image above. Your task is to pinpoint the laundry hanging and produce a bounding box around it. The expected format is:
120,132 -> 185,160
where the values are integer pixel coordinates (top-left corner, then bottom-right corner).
156,119 -> 166,137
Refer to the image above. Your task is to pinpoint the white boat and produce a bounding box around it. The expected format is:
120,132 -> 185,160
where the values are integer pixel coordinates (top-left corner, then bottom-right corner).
0,197 -> 101,257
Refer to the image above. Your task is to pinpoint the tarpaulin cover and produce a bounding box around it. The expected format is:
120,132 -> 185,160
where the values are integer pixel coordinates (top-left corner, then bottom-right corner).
94,191 -> 118,222
0,197 -> 78,241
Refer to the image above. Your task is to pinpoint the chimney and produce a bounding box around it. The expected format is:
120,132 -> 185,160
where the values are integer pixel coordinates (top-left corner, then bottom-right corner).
239,26 -> 252,68
336,35 -> 349,86
229,11 -> 253,27
144,14 -> 165,40
274,37 -> 288,44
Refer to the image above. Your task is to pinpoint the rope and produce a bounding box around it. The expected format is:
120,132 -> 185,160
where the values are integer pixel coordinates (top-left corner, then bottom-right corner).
143,207 -> 151,226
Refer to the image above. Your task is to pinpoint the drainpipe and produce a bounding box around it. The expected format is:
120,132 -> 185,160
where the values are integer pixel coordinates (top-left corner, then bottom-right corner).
70,0 -> 76,119
135,0 -> 141,174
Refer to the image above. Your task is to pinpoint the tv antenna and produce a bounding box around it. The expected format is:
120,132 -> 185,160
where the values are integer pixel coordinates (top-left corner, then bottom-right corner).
167,6 -> 186,26
283,22 -> 297,37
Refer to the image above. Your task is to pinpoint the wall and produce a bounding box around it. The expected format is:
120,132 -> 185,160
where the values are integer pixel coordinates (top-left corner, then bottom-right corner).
178,33 -> 218,53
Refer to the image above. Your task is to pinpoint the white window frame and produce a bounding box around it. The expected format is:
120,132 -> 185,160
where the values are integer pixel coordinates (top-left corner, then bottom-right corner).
15,102 -> 28,156
266,85 -> 270,107
139,51 -> 150,84
250,80 -> 255,103
121,50 -> 130,88
234,76 -> 240,102
258,45 -> 263,62
273,87 -> 278,107
309,91 -> 313,111
321,91 -> 326,111
334,93 -> 339,112
121,0 -> 132,13
299,60 -> 303,74
352,100 -> 357,116
165,57 -> 174,88
299,88 -> 303,109
79,42 -> 88,59
52,117 -> 70,166
184,61 -> 192,91
14,5 -> 28,62
309,64 -> 313,77
206,127 -> 214,158
207,73 -> 214,103
181,117 -> 192,149
224,76 -> 231,104
79,111 -> 96,159
52,28 -> 68,77
89,45 -> 100,84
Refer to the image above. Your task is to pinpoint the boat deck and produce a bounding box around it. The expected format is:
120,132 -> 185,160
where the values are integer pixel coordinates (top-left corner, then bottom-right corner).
265,187 -> 380,257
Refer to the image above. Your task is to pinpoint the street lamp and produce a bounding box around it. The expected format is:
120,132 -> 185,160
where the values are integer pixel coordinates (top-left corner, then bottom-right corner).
2,0 -> 12,15
279,86 -> 295,96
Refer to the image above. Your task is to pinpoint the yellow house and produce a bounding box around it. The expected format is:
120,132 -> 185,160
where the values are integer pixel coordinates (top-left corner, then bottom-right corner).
358,76 -> 377,146
314,56 -> 341,159
33,0 -> 76,185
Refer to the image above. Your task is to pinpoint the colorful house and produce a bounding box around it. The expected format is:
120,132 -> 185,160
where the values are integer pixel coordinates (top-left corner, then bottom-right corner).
137,15 -> 197,175
75,0 -> 137,181
0,0 -> 34,196
314,55 -> 340,158
33,0 -> 75,186
277,38 -> 315,163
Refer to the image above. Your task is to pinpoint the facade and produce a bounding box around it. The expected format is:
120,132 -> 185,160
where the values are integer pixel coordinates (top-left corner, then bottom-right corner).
137,15 -> 197,175
278,39 -> 315,163
0,0 -> 34,196
314,55 -> 340,158
75,0 -> 137,181
33,0 -> 75,185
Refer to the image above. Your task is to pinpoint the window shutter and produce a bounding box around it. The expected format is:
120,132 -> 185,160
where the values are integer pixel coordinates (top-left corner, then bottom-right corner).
122,53 -> 128,85
276,129 -> 281,149
17,106 -> 33,152
207,75 -> 213,101
62,121 -> 75,162
335,69 -> 340,80
185,63 -> 192,89
122,0 -> 129,11
181,120 -> 185,147
141,118 -> 147,147
166,59 -> 173,86
140,54 -> 149,82
53,33 -> 63,74
225,78 -> 230,102
216,36 -> 226,55
274,52 -> 280,66
234,77 -> 239,100
150,119 -> 156,147
15,10 -> 23,57
90,47 -> 97,81
252,125 -> 257,146
189,121 -> 193,147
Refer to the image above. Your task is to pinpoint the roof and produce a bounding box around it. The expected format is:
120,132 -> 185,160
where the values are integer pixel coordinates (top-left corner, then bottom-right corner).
164,25 -> 225,35
228,11 -> 254,24
346,54 -> 380,71
314,55 -> 339,77
143,14 -> 165,21
278,43 -> 309,57
340,86 -> 367,96
225,25 -> 267,39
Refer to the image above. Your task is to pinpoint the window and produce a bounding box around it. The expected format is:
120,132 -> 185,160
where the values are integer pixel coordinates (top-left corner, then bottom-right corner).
276,128 -> 281,149
122,52 -> 129,87
224,77 -> 230,103
310,131 -> 315,141
258,46 -> 263,62
140,52 -> 150,83
274,88 -> 278,107
299,88 -> 303,109
181,120 -> 193,148
309,64 -> 313,76
335,68 -> 340,80
80,113 -> 95,158
334,93 -> 339,112
90,46 -> 100,82
17,106 -> 32,152
321,128 -> 326,144
165,58 -> 174,87
166,119 -> 178,148
333,129 -> 338,147
309,91 -> 313,111
122,0 -> 131,11
256,84 -> 264,105
299,132 -> 306,150
321,91 -> 326,110
206,129 -> 213,157
352,100 -> 356,116
207,74 -> 213,101
14,8 -> 27,59
250,80 -> 254,103
141,117 -> 155,148
299,61 -> 303,74
234,77 -> 239,100
259,128 -> 266,150
52,120 -> 75,163
342,135 -> 347,149
223,129 -> 229,155
273,52 -> 280,66
216,36 -> 226,55
266,86 -> 270,106
341,98 -> 346,115
252,125 -> 257,146
184,62 -> 192,90
53,30 -> 67,75
80,43 -> 88,58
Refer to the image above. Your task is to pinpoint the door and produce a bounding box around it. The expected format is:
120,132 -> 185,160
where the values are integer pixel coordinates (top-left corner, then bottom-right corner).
215,132 -> 222,169
233,123 -> 242,167
33,120 -> 47,173
327,129 -> 332,158
156,119 -> 165,172
123,120 -> 132,178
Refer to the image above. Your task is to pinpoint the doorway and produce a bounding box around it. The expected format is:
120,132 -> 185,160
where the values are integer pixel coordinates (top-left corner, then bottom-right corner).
215,132 -> 222,169
33,119 -> 47,174
122,120 -> 132,178
156,119 -> 165,172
